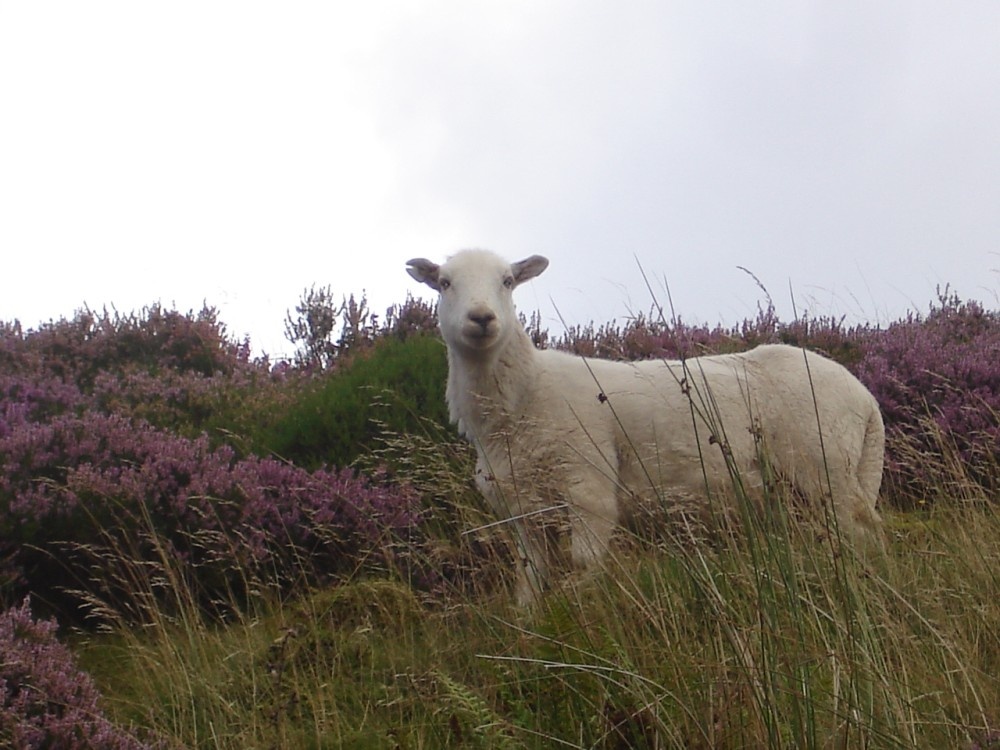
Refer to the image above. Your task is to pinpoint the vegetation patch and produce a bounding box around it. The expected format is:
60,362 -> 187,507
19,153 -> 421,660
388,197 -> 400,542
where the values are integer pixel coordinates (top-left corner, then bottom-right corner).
1,285 -> 999,747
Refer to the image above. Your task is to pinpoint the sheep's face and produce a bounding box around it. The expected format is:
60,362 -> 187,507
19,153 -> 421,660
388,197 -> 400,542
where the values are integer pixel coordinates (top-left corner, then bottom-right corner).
407,250 -> 548,355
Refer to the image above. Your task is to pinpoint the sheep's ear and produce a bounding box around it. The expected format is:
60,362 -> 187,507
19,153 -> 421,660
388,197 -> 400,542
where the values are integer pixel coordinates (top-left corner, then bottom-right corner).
406,258 -> 441,291
511,255 -> 549,285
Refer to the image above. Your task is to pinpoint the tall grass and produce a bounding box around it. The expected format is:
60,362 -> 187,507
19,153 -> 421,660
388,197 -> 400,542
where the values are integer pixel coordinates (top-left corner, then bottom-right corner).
71,413 -> 1000,750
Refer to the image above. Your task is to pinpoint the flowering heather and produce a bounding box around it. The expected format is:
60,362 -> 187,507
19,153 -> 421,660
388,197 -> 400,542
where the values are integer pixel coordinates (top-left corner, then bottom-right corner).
3,303 -> 248,384
0,304 -> 285,440
855,292 -> 1000,499
89,361 -> 304,442
0,409 -> 424,617
0,306 -> 432,620
0,598 -> 153,749
0,374 -> 83,437
546,302 -> 872,363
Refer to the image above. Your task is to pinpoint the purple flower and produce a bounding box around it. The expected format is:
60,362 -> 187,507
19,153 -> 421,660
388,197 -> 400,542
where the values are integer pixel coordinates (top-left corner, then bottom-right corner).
0,597 -> 156,748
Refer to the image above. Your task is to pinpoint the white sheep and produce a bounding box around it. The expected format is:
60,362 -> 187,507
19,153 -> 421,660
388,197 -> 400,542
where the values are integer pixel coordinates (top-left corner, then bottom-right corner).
407,249 -> 885,604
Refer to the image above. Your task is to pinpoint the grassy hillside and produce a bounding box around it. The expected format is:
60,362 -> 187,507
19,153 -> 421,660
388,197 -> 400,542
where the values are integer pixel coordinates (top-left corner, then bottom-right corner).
3,294 -> 1000,748
74,482 -> 1000,748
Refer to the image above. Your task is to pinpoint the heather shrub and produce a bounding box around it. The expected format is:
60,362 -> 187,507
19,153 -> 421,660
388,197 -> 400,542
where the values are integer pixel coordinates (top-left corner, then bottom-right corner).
284,283 -> 344,370
3,304 -> 246,388
0,410 -> 425,620
90,360 -> 304,449
381,293 -> 439,340
283,287 -> 383,370
0,305 -> 445,622
548,303 -> 858,361
256,333 -> 451,470
0,598 -> 153,749
0,373 -> 84,432
2,304 -> 302,454
284,289 -> 440,371
550,310 -> 751,360
855,290 -> 1000,503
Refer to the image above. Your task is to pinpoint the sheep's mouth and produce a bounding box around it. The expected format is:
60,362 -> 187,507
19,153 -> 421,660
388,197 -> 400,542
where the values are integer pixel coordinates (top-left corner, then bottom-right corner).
462,325 -> 499,347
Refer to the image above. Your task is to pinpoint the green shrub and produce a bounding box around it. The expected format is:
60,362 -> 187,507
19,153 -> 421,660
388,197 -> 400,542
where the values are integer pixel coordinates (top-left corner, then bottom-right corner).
255,334 -> 452,469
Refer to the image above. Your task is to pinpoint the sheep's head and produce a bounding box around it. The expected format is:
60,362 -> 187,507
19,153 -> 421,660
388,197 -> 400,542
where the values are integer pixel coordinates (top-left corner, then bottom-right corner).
407,249 -> 549,355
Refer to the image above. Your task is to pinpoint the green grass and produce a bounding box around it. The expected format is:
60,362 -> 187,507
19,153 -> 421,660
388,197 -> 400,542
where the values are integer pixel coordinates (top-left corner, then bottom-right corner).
250,334 -> 451,470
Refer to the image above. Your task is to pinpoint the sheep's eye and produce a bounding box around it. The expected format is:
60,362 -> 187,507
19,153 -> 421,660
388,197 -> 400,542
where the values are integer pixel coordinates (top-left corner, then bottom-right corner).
502,276 -> 514,289
439,278 -> 451,291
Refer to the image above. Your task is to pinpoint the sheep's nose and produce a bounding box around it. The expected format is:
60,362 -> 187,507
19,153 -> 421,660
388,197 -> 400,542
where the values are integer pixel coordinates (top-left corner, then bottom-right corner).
469,310 -> 496,331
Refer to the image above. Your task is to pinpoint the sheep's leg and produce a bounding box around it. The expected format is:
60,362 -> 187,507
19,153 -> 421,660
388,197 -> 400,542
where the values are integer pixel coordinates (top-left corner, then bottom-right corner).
814,409 -> 885,550
851,408 -> 887,550
834,481 -> 885,549
567,476 -> 619,571
512,520 -> 548,606
802,468 -> 885,551
569,510 -> 617,571
856,408 -> 885,504
474,457 -> 550,604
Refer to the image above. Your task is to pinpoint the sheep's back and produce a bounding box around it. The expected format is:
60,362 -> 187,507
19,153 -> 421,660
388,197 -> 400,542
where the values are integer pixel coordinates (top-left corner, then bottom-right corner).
531,344 -> 877,498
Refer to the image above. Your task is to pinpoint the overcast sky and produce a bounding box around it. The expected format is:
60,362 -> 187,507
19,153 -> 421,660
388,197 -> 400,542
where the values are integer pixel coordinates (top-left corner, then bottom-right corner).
2,1 -> 998,358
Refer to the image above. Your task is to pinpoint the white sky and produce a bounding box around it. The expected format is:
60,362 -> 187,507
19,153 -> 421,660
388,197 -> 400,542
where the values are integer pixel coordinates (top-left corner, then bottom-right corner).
2,1 -> 998,358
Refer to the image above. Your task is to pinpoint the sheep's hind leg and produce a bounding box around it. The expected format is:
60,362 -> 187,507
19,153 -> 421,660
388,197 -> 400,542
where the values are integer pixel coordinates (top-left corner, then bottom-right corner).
801,470 -> 886,553
834,480 -> 886,552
